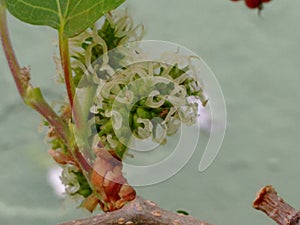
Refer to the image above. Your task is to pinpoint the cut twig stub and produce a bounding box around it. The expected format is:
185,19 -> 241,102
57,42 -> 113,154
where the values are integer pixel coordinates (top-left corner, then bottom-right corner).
253,185 -> 300,225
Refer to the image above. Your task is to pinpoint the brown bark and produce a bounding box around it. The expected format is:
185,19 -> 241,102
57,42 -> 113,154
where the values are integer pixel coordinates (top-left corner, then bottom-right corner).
253,185 -> 300,225
58,196 -> 213,225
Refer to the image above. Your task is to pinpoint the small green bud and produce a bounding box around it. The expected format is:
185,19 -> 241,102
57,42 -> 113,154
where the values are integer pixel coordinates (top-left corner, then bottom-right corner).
132,113 -> 141,129
138,99 -> 146,106
78,188 -> 92,198
98,119 -> 113,136
76,172 -> 87,184
151,111 -> 158,118
137,107 -> 151,119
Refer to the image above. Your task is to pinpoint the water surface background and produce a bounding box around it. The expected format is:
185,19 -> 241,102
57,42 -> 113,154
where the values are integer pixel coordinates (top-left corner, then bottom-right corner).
1,1 -> 300,225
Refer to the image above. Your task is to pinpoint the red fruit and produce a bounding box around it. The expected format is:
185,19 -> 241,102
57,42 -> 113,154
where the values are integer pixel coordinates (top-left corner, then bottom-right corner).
245,0 -> 262,9
230,0 -> 272,10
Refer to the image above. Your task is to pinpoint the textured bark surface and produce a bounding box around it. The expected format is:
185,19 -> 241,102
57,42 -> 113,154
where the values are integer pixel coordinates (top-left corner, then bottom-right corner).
253,185 -> 300,225
58,196 -> 213,225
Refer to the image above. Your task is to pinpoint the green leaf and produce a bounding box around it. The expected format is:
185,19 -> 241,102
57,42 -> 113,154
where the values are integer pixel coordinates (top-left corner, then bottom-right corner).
5,0 -> 125,37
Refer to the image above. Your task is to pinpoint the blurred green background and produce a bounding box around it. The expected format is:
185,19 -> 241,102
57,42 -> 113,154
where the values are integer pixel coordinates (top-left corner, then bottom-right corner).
1,0 -> 300,224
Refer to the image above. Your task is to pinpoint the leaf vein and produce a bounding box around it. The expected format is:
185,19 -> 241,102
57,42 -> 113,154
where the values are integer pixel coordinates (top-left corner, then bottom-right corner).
11,0 -> 58,15
67,0 -> 83,17
66,1 -> 104,22
63,0 -> 71,18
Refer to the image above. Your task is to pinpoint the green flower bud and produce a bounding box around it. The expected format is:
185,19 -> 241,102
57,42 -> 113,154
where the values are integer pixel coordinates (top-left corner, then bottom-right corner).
98,119 -> 113,136
78,188 -> 92,198
132,113 -> 142,129
138,99 -> 146,106
136,107 -> 151,119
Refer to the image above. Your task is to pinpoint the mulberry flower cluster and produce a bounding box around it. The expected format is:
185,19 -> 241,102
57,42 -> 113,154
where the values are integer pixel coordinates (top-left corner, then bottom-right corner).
93,60 -> 207,157
48,9 -> 207,211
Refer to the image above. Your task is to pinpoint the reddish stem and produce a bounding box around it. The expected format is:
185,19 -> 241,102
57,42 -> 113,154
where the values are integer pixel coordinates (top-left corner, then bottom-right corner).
31,99 -> 70,143
0,6 -> 69,143
58,33 -> 86,134
0,6 -> 25,97
74,148 -> 93,173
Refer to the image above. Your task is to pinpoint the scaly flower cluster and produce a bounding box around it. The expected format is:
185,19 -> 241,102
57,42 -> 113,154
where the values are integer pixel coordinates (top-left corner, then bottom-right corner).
70,9 -> 207,158
48,9 -> 207,212
93,61 -> 207,157
70,9 -> 144,88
